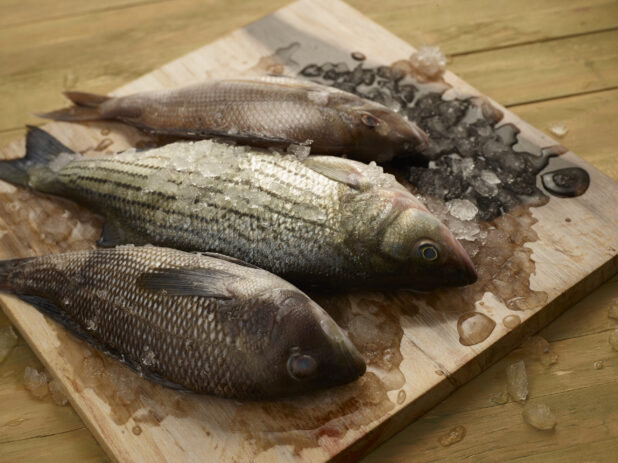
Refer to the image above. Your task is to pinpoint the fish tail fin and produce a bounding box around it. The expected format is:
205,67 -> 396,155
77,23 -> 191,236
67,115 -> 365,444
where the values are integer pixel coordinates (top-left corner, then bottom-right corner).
35,91 -> 111,122
0,258 -> 30,291
0,126 -> 76,189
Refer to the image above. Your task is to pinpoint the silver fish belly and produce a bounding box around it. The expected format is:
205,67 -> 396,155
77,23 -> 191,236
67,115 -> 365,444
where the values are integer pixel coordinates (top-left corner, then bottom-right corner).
0,246 -> 365,399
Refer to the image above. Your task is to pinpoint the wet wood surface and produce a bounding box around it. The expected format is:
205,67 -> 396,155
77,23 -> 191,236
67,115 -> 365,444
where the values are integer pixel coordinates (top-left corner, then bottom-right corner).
0,0 -> 617,462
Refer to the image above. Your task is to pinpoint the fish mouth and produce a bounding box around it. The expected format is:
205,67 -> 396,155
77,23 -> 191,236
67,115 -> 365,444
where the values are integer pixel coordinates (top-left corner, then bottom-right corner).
449,236 -> 478,286
320,318 -> 366,380
458,247 -> 478,285
411,126 -> 430,151
337,336 -> 366,381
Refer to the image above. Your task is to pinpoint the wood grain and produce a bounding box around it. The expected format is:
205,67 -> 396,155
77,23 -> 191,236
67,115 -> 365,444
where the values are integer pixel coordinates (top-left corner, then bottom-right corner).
0,0 -> 612,463
363,276 -> 618,462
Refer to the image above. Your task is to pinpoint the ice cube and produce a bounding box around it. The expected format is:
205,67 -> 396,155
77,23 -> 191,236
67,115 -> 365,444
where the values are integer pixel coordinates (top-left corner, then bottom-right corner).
480,169 -> 501,185
286,144 -> 312,161
506,360 -> 528,401
548,123 -> 568,138
446,199 -> 478,221
609,329 -> 618,351
0,326 -> 18,364
521,336 -> 558,367
490,391 -> 509,405
522,402 -> 556,431
24,367 -> 49,399
410,45 -> 447,79
437,425 -> 466,447
48,379 -> 68,406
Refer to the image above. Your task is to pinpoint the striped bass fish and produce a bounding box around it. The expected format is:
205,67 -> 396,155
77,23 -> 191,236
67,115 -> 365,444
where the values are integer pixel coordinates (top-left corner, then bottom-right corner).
0,246 -> 365,399
0,127 -> 476,290
36,76 -> 428,163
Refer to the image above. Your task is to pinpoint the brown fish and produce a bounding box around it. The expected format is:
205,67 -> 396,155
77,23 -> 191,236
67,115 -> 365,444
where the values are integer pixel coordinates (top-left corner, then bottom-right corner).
0,246 -> 365,399
37,76 -> 428,162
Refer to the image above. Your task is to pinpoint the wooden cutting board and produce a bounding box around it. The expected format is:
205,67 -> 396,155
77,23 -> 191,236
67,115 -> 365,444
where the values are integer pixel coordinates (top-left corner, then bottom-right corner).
0,0 -> 616,462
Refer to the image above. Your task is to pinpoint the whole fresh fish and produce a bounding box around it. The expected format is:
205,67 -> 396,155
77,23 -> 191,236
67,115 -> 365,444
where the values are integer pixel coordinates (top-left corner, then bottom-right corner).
36,76 -> 428,163
0,127 -> 476,290
0,245 -> 365,399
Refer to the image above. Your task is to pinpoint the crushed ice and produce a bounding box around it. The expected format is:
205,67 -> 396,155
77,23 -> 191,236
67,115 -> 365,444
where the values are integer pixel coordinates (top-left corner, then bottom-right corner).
522,402 -> 556,431
506,360 -> 528,402
410,45 -> 447,79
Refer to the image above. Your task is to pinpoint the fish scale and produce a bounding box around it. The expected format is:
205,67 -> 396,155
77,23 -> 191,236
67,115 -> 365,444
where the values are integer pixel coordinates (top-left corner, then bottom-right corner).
55,143 -> 359,280
0,246 -> 365,398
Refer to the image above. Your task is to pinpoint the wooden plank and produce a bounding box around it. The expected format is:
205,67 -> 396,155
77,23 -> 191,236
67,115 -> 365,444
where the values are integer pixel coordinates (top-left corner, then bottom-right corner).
363,383 -> 618,463
1,1 -> 618,132
0,344 -> 85,444
0,0 -> 290,131
363,275 -> 618,462
0,428 -> 109,463
1,83 -> 615,463
449,29 -> 618,106
0,0 -> 617,461
0,0 -> 163,29
511,88 -> 618,182
351,0 -> 618,55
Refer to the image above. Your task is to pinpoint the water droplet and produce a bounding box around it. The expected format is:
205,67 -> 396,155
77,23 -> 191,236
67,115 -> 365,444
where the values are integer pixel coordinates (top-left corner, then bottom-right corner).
438,425 -> 466,447
503,314 -> 521,329
85,319 -> 97,331
522,402 -> 556,431
100,128 -> 111,136
396,389 -> 406,404
351,51 -> 366,61
457,312 -> 496,346
593,360 -> 604,370
132,425 -> 142,435
142,349 -> 156,366
542,167 -> 590,198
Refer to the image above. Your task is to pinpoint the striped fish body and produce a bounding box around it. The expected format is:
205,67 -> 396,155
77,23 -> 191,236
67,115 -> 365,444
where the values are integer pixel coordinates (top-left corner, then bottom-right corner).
0,246 -> 365,399
3,127 -> 477,290
47,142 -> 389,284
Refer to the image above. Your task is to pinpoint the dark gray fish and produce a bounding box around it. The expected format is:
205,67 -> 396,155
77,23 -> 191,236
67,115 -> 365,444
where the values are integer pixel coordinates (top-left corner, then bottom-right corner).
0,246 -> 365,399
0,127 -> 476,290
36,76 -> 428,163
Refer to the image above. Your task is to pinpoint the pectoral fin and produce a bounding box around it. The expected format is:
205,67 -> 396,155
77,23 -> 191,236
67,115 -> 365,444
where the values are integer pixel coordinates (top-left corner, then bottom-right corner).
303,156 -> 367,190
98,220 -> 148,247
137,267 -> 239,299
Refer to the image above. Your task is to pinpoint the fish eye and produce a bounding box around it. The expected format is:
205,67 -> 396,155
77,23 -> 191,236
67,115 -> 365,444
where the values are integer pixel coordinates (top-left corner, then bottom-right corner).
416,241 -> 440,262
360,113 -> 380,128
287,353 -> 317,381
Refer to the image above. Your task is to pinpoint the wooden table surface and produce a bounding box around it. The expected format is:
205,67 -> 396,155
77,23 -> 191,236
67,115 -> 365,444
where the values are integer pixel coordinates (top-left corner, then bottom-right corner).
0,0 -> 616,461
